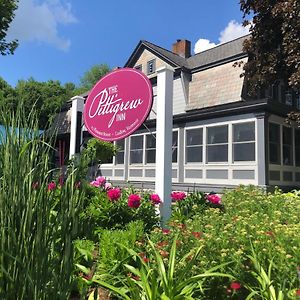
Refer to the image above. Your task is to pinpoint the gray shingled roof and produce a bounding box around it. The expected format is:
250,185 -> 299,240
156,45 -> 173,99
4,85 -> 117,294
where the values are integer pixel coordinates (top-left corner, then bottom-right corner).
49,110 -> 71,135
187,35 -> 249,70
126,35 -> 249,71
140,40 -> 189,68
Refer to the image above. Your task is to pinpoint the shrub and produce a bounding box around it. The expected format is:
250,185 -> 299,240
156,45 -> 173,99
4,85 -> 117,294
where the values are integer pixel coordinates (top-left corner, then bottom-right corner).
80,182 -> 160,239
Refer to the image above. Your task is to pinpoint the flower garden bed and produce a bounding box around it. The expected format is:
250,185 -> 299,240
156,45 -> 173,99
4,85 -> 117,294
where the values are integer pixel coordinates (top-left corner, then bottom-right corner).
72,178 -> 300,300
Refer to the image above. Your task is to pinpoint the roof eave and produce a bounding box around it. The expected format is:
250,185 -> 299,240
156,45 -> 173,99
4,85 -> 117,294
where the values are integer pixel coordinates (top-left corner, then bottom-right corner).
124,40 -> 183,69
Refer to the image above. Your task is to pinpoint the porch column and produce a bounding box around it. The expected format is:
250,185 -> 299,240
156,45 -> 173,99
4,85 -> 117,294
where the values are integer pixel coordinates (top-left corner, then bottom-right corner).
155,66 -> 174,226
69,96 -> 84,159
256,112 -> 268,188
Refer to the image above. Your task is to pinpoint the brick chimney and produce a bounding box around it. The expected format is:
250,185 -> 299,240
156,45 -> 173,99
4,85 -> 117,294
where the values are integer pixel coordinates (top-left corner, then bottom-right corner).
172,39 -> 191,58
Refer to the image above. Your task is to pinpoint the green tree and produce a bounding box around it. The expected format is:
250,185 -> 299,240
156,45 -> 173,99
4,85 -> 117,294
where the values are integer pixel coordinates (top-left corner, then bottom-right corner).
0,0 -> 18,55
0,77 -> 17,111
13,78 -> 73,129
77,64 -> 110,93
240,0 -> 300,95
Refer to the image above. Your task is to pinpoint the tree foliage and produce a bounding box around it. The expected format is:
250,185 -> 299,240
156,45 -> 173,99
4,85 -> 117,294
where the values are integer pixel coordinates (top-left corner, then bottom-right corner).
0,0 -> 18,55
0,77 -> 76,129
240,0 -> 300,95
77,64 -> 110,93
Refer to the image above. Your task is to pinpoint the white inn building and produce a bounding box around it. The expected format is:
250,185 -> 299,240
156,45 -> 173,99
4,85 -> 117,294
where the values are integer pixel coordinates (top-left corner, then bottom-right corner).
53,35 -> 300,192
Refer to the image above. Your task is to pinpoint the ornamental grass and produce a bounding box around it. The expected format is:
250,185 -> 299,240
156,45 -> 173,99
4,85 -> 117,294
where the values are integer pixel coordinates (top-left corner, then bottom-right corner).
0,106 -> 85,299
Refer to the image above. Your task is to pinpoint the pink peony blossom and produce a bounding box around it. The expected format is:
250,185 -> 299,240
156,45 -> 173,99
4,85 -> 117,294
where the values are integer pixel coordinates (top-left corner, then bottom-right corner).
107,188 -> 121,201
96,176 -> 106,186
230,282 -> 241,290
150,193 -> 161,205
47,181 -> 56,191
170,191 -> 186,201
207,193 -> 221,205
105,182 -> 112,190
128,194 -> 141,208
90,176 -> 106,188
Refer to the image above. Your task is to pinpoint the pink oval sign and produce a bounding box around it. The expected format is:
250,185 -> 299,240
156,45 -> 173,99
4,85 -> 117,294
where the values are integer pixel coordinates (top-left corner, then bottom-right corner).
84,68 -> 153,141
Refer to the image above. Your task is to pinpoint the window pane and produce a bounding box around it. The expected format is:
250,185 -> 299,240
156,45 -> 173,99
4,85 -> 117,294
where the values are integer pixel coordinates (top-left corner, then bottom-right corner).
172,131 -> 178,147
116,152 -> 124,164
130,150 -> 143,164
172,148 -> 178,163
295,129 -> 300,148
295,147 -> 300,166
130,135 -> 143,164
186,128 -> 202,146
269,123 -> 280,143
233,122 -> 255,142
131,135 -> 143,149
283,145 -> 293,165
146,149 -> 156,163
146,134 -> 156,148
172,131 -> 178,163
116,139 -> 125,150
207,145 -> 228,162
234,143 -> 255,161
282,127 -> 292,145
282,127 -> 292,165
186,146 -> 202,162
207,126 -> 228,144
269,143 -> 280,164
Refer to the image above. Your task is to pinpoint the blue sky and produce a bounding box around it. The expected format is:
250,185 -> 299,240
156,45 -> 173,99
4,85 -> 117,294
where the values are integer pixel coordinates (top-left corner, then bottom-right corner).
0,0 -> 249,87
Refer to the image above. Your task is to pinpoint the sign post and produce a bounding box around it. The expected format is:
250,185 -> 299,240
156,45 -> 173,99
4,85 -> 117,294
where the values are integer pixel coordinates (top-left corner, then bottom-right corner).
155,66 -> 174,226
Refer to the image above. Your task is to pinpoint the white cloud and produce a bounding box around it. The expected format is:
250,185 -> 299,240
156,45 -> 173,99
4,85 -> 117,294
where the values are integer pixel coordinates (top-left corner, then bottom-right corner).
219,20 -> 250,44
194,39 -> 217,54
194,20 -> 250,54
7,0 -> 77,51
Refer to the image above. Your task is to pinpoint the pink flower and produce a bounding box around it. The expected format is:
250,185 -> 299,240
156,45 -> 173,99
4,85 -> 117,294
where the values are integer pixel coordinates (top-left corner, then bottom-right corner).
105,182 -> 112,190
75,181 -> 81,189
32,182 -> 39,190
162,229 -> 170,235
230,282 -> 241,290
90,176 -> 106,187
296,289 -> 300,296
150,194 -> 161,205
207,193 -> 221,205
107,188 -> 121,201
128,194 -> 141,208
96,176 -> 106,186
170,191 -> 186,201
47,181 -> 56,191
90,180 -> 100,187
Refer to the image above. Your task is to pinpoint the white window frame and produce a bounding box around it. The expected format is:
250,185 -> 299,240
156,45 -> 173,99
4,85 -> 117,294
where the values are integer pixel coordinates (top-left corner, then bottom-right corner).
232,121 -> 256,163
206,123 -> 229,164
129,134 -> 144,165
184,126 -> 204,165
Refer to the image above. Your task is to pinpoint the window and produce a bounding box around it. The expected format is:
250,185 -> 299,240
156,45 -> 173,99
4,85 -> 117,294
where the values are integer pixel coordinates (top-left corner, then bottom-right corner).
146,134 -> 156,163
269,123 -> 280,164
233,122 -> 255,161
147,59 -> 156,75
115,139 -> 125,164
282,126 -> 293,165
135,64 -> 142,71
206,125 -> 228,162
130,135 -> 143,164
296,93 -> 300,110
186,128 -> 203,163
172,131 -> 178,163
295,129 -> 300,166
